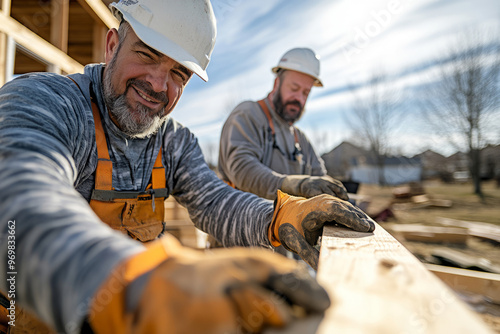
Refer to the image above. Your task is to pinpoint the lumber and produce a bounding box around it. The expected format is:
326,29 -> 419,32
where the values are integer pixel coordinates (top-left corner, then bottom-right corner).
436,217 -> 500,243
313,223 -> 492,333
50,0 -> 69,52
0,0 -> 12,86
425,263 -> 500,304
0,11 -> 84,74
76,0 -> 118,29
431,248 -> 500,274
387,224 -> 468,244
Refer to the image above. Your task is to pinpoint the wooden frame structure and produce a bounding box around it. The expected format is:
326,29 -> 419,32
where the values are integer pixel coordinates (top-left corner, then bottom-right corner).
0,0 -> 118,87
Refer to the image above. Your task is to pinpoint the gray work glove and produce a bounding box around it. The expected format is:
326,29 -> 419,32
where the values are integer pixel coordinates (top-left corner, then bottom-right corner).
281,175 -> 349,201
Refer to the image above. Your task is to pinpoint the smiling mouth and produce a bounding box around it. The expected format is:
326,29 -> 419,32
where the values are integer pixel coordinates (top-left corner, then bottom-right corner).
133,86 -> 162,105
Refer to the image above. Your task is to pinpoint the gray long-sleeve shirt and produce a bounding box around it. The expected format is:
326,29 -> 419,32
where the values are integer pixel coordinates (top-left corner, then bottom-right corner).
218,98 -> 327,200
0,64 -> 273,333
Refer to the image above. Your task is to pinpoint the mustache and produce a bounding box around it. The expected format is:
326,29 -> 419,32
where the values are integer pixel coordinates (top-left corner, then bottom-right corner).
284,100 -> 303,110
127,78 -> 169,105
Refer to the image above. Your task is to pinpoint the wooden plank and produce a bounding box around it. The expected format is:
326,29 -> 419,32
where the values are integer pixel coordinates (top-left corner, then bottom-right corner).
50,0 -> 69,52
0,32 -> 7,86
92,22 -> 107,63
0,11 -> 84,74
48,0 -> 69,74
431,248 -> 500,274
0,0 -> 12,86
387,224 -> 468,244
425,263 -> 500,304
436,217 -> 500,243
76,0 -> 118,29
314,223 -> 493,333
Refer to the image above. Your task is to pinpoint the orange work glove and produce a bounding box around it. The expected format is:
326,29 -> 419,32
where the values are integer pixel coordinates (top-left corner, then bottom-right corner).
89,234 -> 330,334
269,190 -> 376,270
281,175 -> 349,200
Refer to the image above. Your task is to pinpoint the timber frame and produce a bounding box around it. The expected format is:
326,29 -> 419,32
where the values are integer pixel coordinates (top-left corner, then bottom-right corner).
0,0 -> 118,86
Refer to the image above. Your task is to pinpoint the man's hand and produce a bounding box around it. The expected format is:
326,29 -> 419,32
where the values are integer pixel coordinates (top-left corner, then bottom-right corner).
89,234 -> 330,334
269,190 -> 376,270
280,175 -> 349,200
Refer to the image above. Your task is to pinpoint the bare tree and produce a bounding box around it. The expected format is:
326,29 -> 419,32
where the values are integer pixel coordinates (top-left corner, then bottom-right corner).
346,72 -> 404,185
421,29 -> 500,197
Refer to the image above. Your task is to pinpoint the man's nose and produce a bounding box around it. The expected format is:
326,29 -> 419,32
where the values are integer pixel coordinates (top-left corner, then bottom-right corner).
294,92 -> 307,106
146,71 -> 169,94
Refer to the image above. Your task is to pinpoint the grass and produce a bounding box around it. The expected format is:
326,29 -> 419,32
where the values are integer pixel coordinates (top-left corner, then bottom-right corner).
357,180 -> 500,225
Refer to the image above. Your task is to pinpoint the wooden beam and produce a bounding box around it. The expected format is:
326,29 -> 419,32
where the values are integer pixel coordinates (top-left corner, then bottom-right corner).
92,21 -> 107,63
76,0 -> 118,29
48,0 -> 69,74
0,0 -> 12,86
426,263 -> 500,304
0,11 -> 83,74
51,0 -> 69,52
314,223 -> 492,333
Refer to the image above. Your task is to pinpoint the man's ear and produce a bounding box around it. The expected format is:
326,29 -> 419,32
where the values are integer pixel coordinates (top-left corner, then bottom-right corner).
270,76 -> 280,99
105,28 -> 120,64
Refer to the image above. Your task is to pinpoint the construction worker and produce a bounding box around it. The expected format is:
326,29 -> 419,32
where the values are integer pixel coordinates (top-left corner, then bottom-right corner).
219,47 -> 349,201
0,1 -> 375,333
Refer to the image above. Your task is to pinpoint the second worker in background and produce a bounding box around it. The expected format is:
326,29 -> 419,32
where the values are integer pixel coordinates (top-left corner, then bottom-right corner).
219,48 -> 349,201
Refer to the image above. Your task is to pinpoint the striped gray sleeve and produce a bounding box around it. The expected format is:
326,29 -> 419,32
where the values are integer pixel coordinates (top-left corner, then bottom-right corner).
164,123 -> 274,248
0,74 -> 144,333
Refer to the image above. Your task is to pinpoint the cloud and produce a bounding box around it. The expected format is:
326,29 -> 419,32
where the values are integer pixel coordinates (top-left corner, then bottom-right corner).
174,0 -> 500,156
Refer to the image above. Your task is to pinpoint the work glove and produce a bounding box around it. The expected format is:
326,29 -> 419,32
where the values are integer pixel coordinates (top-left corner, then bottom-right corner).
269,190 -> 376,270
280,175 -> 349,201
89,234 -> 330,334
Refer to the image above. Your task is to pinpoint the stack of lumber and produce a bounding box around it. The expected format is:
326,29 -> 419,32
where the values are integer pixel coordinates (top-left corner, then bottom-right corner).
164,197 -> 207,249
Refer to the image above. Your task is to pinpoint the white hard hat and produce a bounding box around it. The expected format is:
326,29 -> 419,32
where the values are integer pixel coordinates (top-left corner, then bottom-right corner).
110,0 -> 217,82
272,48 -> 323,87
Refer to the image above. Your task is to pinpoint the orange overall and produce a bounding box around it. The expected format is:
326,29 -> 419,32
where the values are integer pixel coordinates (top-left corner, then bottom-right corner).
88,100 -> 167,243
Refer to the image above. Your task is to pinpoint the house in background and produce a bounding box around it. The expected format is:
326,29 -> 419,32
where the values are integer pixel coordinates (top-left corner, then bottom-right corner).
321,142 -> 422,185
322,142 -> 500,185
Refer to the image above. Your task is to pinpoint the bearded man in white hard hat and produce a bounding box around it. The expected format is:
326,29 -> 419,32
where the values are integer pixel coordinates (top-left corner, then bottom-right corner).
0,1 -> 376,333
219,48 -> 349,202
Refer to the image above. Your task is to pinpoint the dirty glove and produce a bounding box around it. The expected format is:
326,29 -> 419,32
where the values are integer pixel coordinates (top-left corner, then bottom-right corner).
269,190 -> 375,270
280,175 -> 349,200
89,234 -> 330,334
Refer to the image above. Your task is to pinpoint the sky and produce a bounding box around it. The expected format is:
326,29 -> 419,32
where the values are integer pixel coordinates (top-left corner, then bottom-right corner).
170,0 -> 500,164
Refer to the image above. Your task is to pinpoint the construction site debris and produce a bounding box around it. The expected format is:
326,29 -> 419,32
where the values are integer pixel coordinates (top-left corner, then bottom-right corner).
431,248 -> 500,274
437,217 -> 500,244
387,224 -> 468,244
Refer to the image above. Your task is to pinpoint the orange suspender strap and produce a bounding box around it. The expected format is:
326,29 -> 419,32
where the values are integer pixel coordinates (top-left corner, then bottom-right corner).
91,104 -> 165,192
257,98 -> 300,146
151,149 -> 165,189
67,75 -> 165,195
257,99 -> 275,136
91,101 -> 114,190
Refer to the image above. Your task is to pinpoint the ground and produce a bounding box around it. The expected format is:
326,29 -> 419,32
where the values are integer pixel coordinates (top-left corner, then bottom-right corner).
357,179 -> 500,332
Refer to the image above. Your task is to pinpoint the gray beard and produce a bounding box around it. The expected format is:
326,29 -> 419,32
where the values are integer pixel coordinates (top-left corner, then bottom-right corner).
102,60 -> 168,139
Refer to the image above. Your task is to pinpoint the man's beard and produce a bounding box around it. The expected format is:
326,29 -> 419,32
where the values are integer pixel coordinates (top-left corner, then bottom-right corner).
272,89 -> 304,124
103,56 -> 170,139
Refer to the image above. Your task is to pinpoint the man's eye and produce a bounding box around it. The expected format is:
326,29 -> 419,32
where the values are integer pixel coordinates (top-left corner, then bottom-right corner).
137,51 -> 153,60
172,70 -> 186,81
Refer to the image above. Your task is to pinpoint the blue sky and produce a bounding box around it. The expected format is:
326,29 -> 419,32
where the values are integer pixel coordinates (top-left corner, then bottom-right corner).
171,0 -> 500,163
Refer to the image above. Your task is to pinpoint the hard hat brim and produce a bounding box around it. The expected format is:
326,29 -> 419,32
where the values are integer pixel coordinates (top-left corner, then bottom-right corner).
112,6 -> 209,82
272,66 -> 323,87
